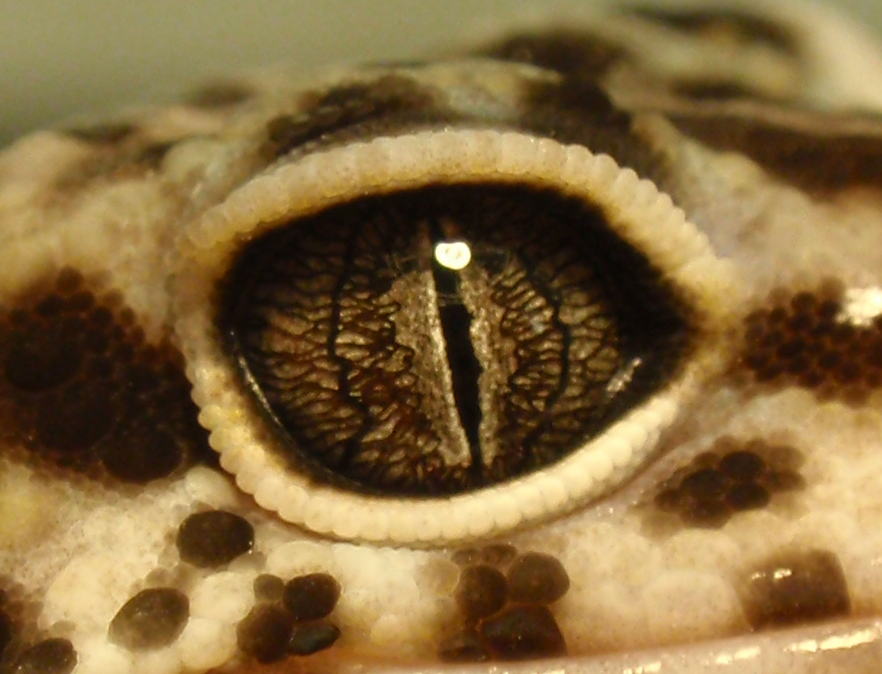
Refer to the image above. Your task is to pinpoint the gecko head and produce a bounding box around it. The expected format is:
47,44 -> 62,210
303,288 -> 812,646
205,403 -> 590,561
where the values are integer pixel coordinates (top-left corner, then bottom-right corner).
172,118 -> 739,545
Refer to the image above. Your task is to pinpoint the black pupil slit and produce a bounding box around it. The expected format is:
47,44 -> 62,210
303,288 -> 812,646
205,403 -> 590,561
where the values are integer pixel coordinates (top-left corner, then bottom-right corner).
220,182 -> 688,497
429,221 -> 484,474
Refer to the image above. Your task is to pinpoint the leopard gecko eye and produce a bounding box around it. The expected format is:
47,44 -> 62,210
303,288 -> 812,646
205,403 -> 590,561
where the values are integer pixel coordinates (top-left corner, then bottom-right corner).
174,128 -> 737,545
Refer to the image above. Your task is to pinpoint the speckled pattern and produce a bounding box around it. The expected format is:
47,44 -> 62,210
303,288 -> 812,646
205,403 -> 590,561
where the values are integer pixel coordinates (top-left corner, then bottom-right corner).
2,2 -> 882,674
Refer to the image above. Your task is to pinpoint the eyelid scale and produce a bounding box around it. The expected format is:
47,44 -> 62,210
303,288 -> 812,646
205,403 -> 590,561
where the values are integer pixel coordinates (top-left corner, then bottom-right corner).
0,1 -> 882,674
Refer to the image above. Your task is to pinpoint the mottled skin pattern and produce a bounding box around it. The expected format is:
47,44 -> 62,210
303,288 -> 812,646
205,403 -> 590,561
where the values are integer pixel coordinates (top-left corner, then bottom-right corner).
2,2 -> 882,674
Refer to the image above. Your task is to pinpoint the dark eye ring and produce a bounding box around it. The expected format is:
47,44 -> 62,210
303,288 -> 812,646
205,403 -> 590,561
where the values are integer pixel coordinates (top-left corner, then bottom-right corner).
173,129 -> 737,545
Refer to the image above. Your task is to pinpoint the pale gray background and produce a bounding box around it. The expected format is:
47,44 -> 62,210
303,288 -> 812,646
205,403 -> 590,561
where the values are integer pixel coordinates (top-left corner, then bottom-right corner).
2,0 -> 882,146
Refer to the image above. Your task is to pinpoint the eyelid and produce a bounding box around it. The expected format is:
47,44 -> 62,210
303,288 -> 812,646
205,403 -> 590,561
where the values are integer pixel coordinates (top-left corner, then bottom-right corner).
172,128 -> 739,545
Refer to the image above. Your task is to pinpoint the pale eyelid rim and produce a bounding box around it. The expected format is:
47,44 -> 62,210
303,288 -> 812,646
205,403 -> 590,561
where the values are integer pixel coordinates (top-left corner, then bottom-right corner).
173,128 -> 738,546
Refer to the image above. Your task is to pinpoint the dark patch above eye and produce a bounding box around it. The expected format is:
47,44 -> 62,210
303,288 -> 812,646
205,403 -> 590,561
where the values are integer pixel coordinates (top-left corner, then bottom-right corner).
266,75 -> 450,159
742,285 -> 882,400
670,113 -> 882,194
517,79 -> 679,202
739,549 -> 851,629
220,183 -> 690,497
476,30 -> 628,78
0,269 -> 213,484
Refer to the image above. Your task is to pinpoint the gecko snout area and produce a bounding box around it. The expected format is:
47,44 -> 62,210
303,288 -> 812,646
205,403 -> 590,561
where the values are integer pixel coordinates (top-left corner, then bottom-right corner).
173,129 -> 737,545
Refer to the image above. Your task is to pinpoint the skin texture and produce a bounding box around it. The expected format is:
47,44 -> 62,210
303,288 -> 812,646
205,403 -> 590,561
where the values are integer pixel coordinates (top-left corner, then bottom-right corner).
1,1 -> 882,673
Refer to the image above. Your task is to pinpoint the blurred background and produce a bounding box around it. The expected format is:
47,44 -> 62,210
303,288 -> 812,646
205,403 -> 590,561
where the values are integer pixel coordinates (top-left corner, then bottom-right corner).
2,0 -> 882,146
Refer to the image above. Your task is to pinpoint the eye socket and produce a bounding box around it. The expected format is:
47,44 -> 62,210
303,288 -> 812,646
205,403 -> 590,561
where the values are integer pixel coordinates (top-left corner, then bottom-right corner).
219,182 -> 686,496
173,129 -> 736,544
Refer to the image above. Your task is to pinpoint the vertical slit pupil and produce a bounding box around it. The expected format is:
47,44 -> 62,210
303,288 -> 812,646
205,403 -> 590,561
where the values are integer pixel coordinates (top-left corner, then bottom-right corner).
430,222 -> 484,465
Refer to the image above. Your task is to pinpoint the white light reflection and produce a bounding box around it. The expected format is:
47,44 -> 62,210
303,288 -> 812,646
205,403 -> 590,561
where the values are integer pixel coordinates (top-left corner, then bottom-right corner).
788,627 -> 878,654
714,645 -> 761,666
838,286 -> 882,327
434,241 -> 472,270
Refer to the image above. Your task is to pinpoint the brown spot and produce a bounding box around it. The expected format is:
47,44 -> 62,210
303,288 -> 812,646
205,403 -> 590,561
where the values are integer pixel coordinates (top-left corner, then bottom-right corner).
740,549 -> 851,629
286,621 -> 341,656
282,574 -> 340,622
0,269 -> 212,484
253,575 -> 285,603
237,604 -> 294,664
742,285 -> 882,400
176,511 -> 255,568
108,588 -> 189,651
479,605 -> 566,660
480,543 -> 518,567
455,566 -> 508,622
653,437 -> 805,528
11,638 -> 76,674
451,548 -> 483,567
506,553 -> 570,605
438,629 -> 487,663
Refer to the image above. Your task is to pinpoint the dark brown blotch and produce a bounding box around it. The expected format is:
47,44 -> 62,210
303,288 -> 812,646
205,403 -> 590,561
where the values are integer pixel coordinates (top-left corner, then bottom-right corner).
653,437 -> 805,528
742,285 -> 882,400
176,510 -> 254,568
479,605 -> 566,661
740,549 -> 851,629
108,587 -> 189,651
282,573 -> 340,622
0,269 -> 212,484
10,639 -> 76,674
507,553 -> 570,605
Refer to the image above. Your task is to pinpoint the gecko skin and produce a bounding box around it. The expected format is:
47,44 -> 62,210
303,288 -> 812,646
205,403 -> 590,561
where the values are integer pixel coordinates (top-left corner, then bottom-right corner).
2,1 -> 882,673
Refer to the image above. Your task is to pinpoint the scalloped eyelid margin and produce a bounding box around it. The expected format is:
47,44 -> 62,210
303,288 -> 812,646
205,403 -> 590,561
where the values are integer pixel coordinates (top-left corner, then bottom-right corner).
171,128 -> 740,545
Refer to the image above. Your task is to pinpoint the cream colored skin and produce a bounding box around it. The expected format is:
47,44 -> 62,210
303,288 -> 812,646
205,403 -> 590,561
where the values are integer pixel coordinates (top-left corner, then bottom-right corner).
2,1 -> 882,673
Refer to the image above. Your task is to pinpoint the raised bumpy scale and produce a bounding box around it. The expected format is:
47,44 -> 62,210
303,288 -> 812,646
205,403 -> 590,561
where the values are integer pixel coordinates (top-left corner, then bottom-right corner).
2,1 -> 882,673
